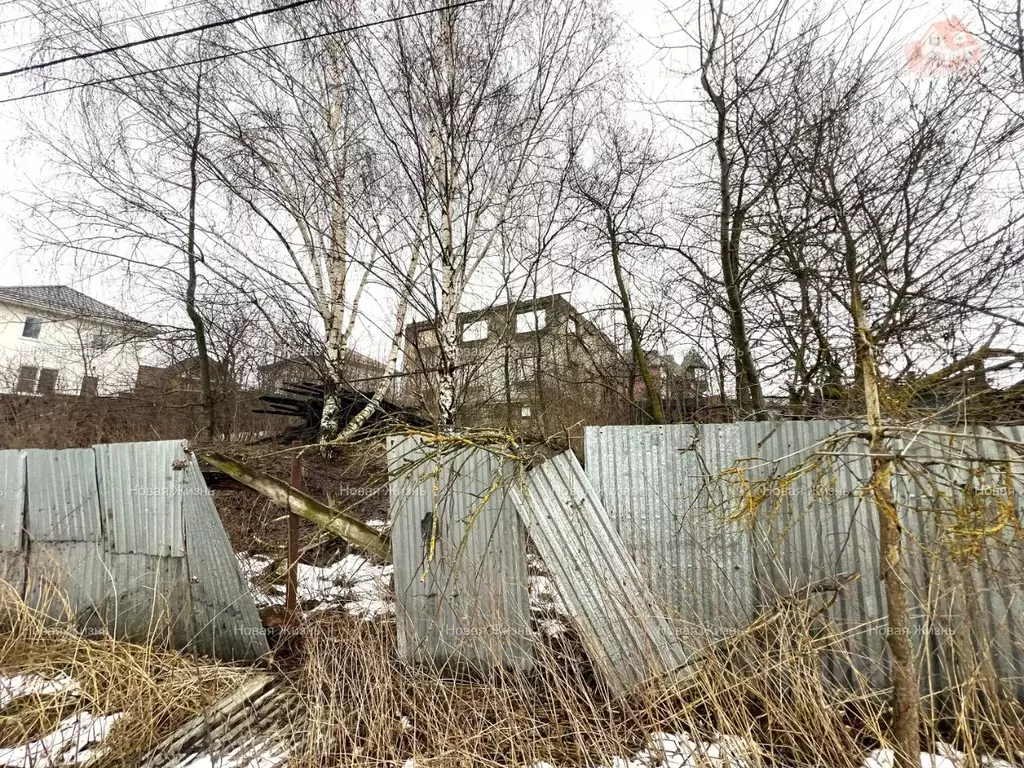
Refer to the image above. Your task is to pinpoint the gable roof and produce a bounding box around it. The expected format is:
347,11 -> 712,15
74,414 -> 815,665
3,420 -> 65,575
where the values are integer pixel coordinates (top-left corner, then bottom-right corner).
925,17 -> 976,49
0,285 -> 150,328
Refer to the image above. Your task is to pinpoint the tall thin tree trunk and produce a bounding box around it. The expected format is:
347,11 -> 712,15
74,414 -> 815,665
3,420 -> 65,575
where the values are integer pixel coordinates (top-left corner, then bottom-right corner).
320,50 -> 352,445
184,74 -> 217,441
700,27 -> 765,419
607,211 -> 665,423
723,210 -> 764,417
435,5 -> 460,427
847,243 -> 919,767
334,239 -> 424,444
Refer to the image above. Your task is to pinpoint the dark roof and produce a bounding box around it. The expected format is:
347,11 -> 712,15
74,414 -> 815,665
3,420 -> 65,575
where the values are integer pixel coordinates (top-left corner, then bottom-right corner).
0,285 -> 149,328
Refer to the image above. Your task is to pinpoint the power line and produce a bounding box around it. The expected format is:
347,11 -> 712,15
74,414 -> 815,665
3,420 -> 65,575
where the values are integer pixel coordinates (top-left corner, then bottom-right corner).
0,0 -> 123,29
0,0 -> 217,56
0,0 -> 326,77
0,0 -> 483,104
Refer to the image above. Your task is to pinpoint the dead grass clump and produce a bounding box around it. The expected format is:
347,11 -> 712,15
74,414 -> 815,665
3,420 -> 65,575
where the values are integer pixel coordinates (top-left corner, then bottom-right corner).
292,603 -> 1024,768
0,596 -> 254,765
293,613 -> 653,767
667,601 -> 877,767
0,692 -> 81,748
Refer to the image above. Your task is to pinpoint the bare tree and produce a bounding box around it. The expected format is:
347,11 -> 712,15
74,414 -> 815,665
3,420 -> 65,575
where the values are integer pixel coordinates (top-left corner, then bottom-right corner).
755,37 -> 1023,763
569,117 -> 670,423
351,0 -> 615,425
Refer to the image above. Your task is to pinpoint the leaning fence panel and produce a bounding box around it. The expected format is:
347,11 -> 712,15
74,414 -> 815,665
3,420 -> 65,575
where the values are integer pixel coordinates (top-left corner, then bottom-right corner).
510,450 -> 687,694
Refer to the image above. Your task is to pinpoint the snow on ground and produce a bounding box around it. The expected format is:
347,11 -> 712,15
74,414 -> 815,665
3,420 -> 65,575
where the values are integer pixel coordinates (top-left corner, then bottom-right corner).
167,743 -> 290,768
587,733 -> 1020,768
0,674 -> 79,710
236,552 -> 395,620
864,746 -> 1016,768
364,518 -> 390,533
529,574 -> 571,637
592,731 -> 755,768
0,711 -> 121,767
235,548 -> 574,631
0,674 -> 121,767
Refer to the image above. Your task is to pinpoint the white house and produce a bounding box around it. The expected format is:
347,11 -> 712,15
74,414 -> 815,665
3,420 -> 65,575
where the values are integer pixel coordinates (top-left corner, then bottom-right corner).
0,285 -> 154,397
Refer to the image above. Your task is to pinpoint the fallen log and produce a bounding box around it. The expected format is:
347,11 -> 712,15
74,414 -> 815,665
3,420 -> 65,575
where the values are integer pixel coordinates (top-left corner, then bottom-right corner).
201,451 -> 392,562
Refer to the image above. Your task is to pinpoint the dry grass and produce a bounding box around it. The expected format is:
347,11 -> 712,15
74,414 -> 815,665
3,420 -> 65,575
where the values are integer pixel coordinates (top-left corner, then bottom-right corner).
0,591 -> 255,765
288,602 -> 1024,768
1,586 -> 1023,767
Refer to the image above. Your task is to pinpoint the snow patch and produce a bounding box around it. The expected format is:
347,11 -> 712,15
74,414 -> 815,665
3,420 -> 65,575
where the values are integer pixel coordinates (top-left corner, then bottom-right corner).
169,742 -> 290,767
237,552 -> 394,620
0,674 -> 79,711
0,711 -> 121,767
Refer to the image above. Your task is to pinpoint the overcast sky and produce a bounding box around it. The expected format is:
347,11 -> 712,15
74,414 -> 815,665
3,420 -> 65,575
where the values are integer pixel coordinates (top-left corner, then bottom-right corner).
0,0 -> 972,333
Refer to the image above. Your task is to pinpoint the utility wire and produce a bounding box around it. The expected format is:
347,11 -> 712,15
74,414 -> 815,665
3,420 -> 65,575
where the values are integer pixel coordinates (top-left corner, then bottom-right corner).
0,0 -> 483,104
0,0 -> 216,56
0,0 -> 325,77
0,0 -> 110,28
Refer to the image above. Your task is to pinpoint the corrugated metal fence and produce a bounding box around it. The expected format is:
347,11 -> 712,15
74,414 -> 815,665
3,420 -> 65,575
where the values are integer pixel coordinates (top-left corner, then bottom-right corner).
0,440 -> 268,661
388,436 -> 533,673
585,422 -> 1024,694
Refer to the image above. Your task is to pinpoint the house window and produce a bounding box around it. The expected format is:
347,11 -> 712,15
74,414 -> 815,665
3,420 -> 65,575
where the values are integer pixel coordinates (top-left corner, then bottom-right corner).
22,316 -> 42,339
37,369 -> 58,395
520,405 -> 532,419
91,331 -> 108,350
15,366 -> 38,393
566,317 -> 577,335
80,376 -> 99,397
516,310 -> 546,334
461,320 -> 488,343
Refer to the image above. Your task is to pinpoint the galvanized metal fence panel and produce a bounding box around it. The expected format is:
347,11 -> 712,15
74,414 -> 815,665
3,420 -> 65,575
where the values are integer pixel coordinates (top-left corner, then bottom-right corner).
0,451 -> 26,599
24,449 -> 102,542
24,540 -> 109,626
585,421 -> 1024,696
97,552 -> 191,646
94,441 -> 187,557
180,458 -> 270,661
0,450 -> 25,551
511,450 -> 687,693
584,424 -> 762,643
388,436 -> 532,673
0,441 -> 266,661
746,420 -> 889,687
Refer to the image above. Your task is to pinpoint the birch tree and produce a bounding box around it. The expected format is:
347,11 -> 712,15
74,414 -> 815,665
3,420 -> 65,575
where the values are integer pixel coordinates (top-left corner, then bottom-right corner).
352,0 -> 615,424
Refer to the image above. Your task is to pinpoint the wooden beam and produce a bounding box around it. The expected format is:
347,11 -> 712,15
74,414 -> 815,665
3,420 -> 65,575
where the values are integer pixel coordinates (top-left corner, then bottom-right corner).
202,451 -> 392,562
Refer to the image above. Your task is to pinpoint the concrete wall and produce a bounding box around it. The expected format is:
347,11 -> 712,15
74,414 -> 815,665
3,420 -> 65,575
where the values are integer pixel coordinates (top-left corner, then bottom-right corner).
403,297 -> 628,432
